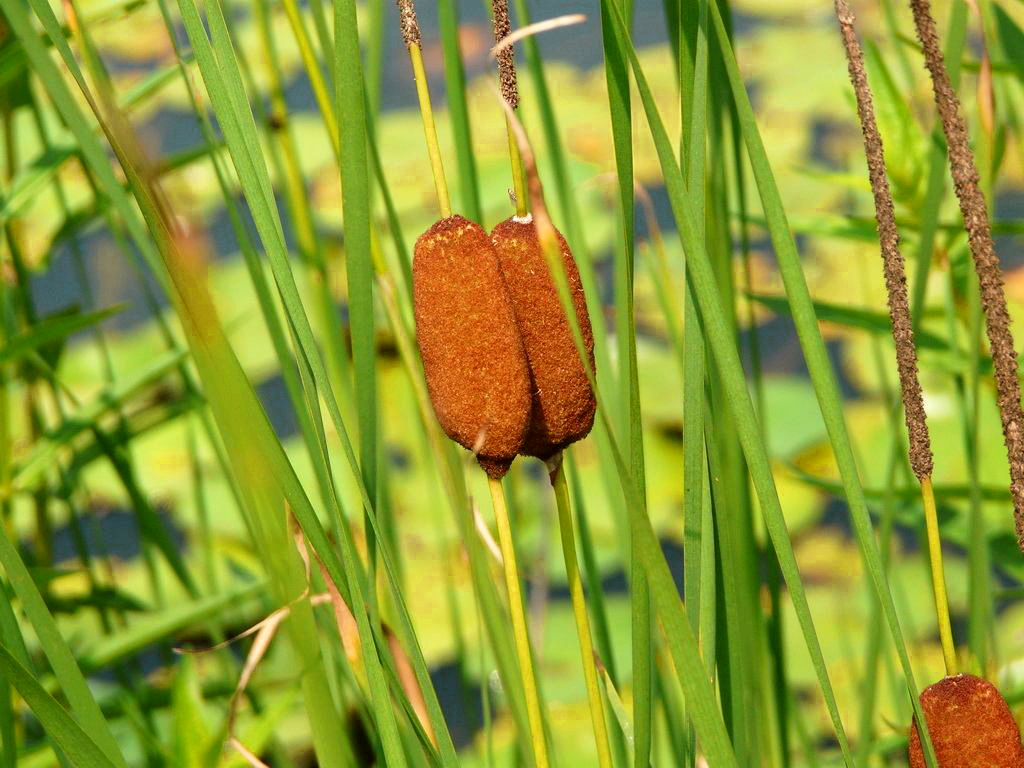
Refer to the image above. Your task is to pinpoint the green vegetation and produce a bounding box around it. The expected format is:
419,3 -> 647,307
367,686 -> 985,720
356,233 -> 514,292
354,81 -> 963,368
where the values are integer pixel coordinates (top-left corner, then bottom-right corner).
2,0 -> 1024,764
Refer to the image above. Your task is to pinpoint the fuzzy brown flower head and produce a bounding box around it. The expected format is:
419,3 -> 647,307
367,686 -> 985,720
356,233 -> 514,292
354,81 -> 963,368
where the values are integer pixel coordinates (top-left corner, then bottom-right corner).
909,674 -> 1024,767
413,215 -> 532,478
490,216 -> 596,460
396,0 -> 421,48
490,0 -> 518,109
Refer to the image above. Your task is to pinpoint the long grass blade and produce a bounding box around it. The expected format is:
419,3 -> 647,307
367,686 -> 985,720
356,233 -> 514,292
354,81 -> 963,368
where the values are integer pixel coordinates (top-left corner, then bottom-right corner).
0,645 -> 117,768
0,525 -> 127,767
598,0 -> 862,758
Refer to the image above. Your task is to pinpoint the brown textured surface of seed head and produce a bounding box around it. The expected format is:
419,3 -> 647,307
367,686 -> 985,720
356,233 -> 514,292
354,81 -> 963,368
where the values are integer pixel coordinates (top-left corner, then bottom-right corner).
909,0 -> 1024,550
490,0 -> 518,109
909,674 -> 1024,767
833,0 -> 933,481
413,215 -> 532,476
396,0 -> 421,48
490,216 -> 596,459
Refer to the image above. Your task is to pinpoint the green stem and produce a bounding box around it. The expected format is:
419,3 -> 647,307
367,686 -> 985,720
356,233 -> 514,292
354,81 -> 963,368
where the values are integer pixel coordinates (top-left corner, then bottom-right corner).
280,0 -> 339,159
507,116 -> 529,217
409,44 -> 452,217
921,476 -> 957,674
488,475 -> 549,768
550,459 -> 613,768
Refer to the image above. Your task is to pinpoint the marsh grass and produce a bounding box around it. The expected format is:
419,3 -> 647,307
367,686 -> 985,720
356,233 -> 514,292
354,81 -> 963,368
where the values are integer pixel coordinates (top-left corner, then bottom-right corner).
2,0 -> 1024,765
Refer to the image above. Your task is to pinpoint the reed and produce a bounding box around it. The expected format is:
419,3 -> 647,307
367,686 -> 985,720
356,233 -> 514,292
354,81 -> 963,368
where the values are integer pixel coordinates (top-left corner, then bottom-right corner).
908,0 -> 1024,552
486,11 -> 611,766
398,2 -> 550,763
831,0 -> 954,682
491,0 -> 528,217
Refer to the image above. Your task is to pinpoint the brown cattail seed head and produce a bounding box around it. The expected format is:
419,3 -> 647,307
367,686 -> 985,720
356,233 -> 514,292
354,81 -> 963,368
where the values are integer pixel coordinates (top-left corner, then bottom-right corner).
490,216 -> 596,459
413,215 -> 532,477
396,0 -> 421,48
833,0 -> 933,481
909,674 -> 1024,767
490,0 -> 518,109
909,0 -> 1024,549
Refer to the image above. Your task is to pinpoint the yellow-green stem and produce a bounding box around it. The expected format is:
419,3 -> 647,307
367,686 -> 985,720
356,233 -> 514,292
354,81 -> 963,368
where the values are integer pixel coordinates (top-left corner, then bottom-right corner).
280,0 -> 340,161
409,44 -> 452,217
551,460 -> 613,768
922,476 -> 956,674
488,475 -> 549,768
506,115 -> 529,217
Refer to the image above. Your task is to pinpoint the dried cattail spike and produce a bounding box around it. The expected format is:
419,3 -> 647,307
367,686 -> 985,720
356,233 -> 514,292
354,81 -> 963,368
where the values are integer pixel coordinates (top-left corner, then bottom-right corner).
833,0 -> 933,481
490,215 -> 596,459
396,0 -> 421,49
490,0 -> 518,109
413,215 -> 532,477
909,674 -> 1024,767
909,0 -> 1024,549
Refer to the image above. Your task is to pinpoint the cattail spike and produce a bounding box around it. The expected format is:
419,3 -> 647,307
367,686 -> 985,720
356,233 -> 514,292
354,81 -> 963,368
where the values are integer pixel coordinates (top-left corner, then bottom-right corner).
491,0 -> 519,109
491,216 -> 596,459
413,215 -> 532,477
397,0 -> 421,49
909,674 -> 1024,766
833,0 -> 932,481
909,0 -> 1024,550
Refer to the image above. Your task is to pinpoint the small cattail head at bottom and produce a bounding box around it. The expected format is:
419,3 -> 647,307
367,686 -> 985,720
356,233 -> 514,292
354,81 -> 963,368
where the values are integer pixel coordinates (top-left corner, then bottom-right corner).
909,674 -> 1024,767
490,216 -> 596,460
413,215 -> 533,477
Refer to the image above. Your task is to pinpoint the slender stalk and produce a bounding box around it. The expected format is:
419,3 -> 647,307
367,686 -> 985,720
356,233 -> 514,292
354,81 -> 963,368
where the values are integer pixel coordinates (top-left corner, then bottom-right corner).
280,0 -> 339,158
491,0 -> 528,216
921,477 -> 957,673
398,0 -> 451,217
833,0 -> 956,697
506,118 -> 529,217
488,476 -> 549,768
550,458 -> 613,768
438,0 -> 482,221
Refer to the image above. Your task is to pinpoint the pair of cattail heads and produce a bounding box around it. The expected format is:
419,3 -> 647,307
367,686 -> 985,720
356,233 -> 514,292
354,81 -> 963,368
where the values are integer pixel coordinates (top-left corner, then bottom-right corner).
412,214 -> 596,478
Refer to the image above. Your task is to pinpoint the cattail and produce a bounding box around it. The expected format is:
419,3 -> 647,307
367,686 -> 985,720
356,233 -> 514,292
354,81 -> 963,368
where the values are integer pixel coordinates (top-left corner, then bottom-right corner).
490,216 -> 596,460
490,0 -> 518,109
397,0 -> 421,49
909,674 -> 1024,767
834,0 -> 932,481
833,0 -> 962,683
413,215 -> 533,478
909,0 -> 1024,551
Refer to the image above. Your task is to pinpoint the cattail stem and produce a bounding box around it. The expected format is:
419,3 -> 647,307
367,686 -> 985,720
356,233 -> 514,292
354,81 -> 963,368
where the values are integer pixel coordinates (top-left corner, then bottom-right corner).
280,0 -> 340,161
491,0 -> 528,216
908,0 -> 1024,551
488,475 -> 549,768
921,477 -> 957,674
398,0 -> 451,217
506,117 -> 529,218
550,458 -> 613,768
